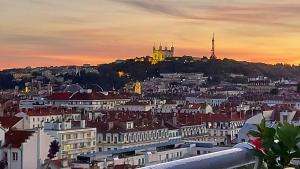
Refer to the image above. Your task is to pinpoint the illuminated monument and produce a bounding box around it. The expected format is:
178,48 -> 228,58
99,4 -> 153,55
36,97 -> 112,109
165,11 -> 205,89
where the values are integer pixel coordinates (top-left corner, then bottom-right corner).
149,43 -> 174,64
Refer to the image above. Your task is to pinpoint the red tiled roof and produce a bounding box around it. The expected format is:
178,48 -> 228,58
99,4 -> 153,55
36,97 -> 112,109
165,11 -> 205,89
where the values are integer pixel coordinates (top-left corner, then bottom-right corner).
182,103 -> 208,110
48,92 -> 129,101
3,130 -> 34,148
124,101 -> 150,106
88,120 -> 166,133
87,111 -> 166,133
177,112 -> 245,126
47,92 -> 73,100
0,117 -> 22,129
189,94 -> 228,99
292,111 -> 300,121
87,110 -> 245,132
25,107 -> 78,116
69,92 -> 129,100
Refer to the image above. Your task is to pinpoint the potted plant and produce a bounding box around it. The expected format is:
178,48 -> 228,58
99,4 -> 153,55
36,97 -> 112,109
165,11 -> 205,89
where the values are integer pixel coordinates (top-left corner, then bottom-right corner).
248,118 -> 300,169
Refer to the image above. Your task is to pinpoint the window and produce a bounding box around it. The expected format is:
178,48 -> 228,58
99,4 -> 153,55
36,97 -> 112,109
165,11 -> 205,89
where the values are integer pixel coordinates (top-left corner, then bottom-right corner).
127,122 -> 133,129
65,144 -> 71,150
87,142 -> 91,146
283,115 -> 288,122
12,152 -> 18,161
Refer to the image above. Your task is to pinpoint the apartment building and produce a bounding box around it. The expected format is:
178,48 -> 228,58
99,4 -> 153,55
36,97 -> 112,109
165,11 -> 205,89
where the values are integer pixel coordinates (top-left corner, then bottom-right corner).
15,107 -> 81,129
92,120 -> 170,152
47,90 -> 130,110
44,120 -> 97,159
1,129 -> 53,169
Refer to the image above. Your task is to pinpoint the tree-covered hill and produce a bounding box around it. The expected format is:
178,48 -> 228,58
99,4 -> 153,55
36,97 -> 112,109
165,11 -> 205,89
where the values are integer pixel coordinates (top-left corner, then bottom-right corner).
1,57 -> 300,90
68,57 -> 300,90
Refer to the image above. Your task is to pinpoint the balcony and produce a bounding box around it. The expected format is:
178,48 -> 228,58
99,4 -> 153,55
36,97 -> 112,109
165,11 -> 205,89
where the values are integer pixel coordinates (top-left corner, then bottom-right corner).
62,137 -> 95,144
139,143 -> 259,169
99,138 -> 169,146
63,146 -> 96,154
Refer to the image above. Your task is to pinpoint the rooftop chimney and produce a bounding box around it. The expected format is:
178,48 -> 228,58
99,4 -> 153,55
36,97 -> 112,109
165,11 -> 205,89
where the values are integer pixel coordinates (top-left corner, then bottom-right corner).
161,119 -> 165,127
172,113 -> 177,126
115,112 -> 119,120
80,120 -> 86,128
108,121 -> 114,130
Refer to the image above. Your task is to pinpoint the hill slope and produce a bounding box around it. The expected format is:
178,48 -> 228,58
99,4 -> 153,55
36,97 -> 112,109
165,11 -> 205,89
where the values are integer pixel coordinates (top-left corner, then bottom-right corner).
69,57 -> 300,90
1,57 -> 300,90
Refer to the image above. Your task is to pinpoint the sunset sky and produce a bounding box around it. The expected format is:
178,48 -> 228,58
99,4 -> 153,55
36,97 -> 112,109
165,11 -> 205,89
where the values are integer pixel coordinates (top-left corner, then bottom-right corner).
1,0 -> 300,69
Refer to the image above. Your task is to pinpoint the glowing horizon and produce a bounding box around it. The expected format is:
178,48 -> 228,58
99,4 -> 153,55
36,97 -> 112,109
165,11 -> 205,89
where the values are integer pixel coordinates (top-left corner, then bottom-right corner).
1,0 -> 300,70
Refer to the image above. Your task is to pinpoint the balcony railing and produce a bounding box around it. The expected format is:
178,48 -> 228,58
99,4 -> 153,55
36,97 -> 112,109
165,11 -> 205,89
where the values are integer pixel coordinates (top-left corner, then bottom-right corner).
139,143 -> 259,169
99,138 -> 169,146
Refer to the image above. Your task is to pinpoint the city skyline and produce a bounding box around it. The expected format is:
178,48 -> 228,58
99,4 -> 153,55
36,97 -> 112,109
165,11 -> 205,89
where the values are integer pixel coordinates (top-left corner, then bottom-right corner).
1,0 -> 300,69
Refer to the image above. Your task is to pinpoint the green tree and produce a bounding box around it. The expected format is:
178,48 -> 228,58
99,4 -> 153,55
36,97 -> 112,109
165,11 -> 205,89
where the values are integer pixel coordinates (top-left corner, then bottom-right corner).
45,140 -> 60,169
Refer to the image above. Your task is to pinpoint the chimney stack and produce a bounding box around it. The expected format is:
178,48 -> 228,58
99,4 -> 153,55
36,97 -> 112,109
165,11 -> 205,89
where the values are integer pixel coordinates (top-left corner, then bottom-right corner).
80,120 -> 86,128
108,121 -> 114,130
161,119 -> 165,127
172,113 -> 177,126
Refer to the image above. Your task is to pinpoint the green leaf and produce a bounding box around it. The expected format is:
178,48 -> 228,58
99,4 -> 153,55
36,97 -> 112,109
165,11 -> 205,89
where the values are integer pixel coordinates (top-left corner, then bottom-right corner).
263,127 -> 276,137
263,137 -> 274,149
271,143 -> 282,154
277,123 -> 300,149
258,118 -> 266,132
248,130 -> 262,137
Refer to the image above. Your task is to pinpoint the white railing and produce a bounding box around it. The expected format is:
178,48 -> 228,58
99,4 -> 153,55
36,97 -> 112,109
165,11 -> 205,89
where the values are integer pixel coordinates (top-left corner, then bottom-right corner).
139,143 -> 259,169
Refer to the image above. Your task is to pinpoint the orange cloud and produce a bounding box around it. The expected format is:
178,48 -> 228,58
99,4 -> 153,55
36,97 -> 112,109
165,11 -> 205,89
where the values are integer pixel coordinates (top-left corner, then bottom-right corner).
0,0 -> 300,69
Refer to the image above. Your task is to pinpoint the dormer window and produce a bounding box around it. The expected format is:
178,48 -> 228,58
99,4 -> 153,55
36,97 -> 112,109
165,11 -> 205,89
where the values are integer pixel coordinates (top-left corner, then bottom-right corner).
127,122 -> 134,129
283,115 -> 288,122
